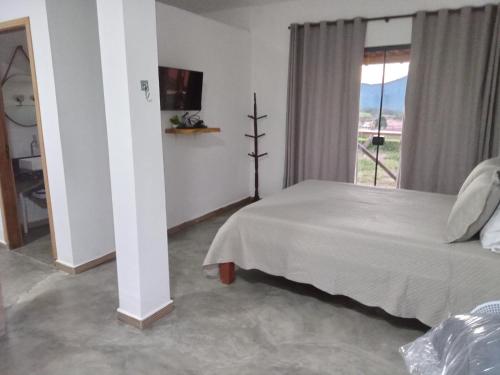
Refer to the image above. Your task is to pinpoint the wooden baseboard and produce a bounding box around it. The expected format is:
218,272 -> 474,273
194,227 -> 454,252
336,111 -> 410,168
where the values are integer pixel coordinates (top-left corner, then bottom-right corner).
167,197 -> 253,236
55,251 -> 116,275
117,301 -> 174,329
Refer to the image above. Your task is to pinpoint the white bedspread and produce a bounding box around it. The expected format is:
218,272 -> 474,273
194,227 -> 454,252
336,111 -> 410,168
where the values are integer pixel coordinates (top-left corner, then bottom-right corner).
204,180 -> 500,326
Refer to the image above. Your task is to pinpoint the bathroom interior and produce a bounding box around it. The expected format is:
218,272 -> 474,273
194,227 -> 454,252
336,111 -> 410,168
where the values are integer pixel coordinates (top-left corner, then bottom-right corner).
0,28 -> 51,264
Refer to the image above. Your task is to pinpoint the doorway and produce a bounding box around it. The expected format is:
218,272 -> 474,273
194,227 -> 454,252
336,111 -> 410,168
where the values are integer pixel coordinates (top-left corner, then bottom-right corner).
356,45 -> 410,188
0,18 -> 56,263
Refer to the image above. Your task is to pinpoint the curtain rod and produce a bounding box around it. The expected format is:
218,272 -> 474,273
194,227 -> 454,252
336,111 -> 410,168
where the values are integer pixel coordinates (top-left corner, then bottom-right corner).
288,13 -> 413,29
288,4 -> 493,29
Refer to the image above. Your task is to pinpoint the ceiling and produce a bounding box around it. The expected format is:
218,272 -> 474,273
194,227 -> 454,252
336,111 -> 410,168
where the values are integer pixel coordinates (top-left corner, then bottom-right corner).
157,0 -> 293,13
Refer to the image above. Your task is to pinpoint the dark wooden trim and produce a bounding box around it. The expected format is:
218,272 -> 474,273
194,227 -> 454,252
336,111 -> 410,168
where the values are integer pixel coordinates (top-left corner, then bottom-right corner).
167,197 -> 253,236
55,251 -> 116,275
219,262 -> 235,285
0,18 -> 57,259
0,74 -> 22,249
24,18 -> 58,260
117,301 -> 174,329
0,18 -> 29,32
363,45 -> 411,64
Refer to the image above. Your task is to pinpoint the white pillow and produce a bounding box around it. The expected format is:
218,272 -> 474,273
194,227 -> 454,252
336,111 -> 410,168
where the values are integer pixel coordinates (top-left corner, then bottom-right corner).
480,203 -> 500,253
447,170 -> 500,242
459,157 -> 500,195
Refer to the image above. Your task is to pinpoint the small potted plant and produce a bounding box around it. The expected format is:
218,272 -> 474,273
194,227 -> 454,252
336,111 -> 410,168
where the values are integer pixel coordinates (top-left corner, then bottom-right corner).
169,115 -> 181,128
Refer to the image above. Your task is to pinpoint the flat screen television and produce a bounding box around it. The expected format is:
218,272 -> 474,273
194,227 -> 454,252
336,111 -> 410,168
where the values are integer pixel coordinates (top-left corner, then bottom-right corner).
158,67 -> 203,111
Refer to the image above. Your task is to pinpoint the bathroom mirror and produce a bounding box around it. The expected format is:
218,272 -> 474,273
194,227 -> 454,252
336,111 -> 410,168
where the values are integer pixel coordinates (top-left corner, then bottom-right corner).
2,74 -> 36,127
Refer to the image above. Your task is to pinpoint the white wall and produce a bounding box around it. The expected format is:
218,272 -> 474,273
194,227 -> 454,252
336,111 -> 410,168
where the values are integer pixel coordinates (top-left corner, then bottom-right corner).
0,0 -> 73,254
205,0 -> 493,196
45,0 -> 115,266
156,3 -> 252,228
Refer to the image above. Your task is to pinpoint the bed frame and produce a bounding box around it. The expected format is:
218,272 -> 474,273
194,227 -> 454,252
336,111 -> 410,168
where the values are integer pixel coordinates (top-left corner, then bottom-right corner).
219,262 -> 235,284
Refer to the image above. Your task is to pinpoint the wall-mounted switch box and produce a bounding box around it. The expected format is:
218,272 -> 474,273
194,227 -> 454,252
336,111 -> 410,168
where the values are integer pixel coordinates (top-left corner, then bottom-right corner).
140,80 -> 152,102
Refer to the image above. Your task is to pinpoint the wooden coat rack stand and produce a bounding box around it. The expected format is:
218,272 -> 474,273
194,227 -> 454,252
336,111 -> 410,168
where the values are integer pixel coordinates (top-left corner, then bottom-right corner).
246,93 -> 267,201
219,94 -> 268,285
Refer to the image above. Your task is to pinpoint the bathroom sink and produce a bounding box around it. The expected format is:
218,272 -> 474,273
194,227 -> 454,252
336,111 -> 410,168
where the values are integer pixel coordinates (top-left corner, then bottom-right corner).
19,156 -> 42,171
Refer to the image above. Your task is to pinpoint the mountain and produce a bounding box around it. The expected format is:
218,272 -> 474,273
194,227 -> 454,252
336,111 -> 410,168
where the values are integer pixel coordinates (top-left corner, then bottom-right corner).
360,76 -> 407,114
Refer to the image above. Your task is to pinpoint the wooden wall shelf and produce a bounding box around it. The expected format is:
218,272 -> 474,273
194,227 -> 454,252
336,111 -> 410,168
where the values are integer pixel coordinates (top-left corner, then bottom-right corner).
165,127 -> 220,135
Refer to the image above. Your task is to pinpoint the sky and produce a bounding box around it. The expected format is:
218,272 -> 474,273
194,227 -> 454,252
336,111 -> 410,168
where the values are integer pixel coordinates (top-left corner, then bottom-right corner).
361,62 -> 409,85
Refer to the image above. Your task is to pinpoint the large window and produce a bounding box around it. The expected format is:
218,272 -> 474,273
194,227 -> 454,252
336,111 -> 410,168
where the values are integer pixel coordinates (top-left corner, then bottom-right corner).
356,46 -> 410,188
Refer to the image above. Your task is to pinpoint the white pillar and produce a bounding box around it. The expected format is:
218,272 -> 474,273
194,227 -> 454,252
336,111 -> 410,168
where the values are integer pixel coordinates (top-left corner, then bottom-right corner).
46,0 -> 115,270
95,0 -> 172,328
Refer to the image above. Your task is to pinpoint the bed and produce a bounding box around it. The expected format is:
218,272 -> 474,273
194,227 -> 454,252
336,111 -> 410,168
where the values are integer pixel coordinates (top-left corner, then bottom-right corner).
203,180 -> 500,327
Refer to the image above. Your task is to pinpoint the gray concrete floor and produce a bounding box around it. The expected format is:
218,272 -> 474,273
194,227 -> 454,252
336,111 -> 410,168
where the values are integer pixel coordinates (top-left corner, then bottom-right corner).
0,211 -> 425,374
14,224 -> 53,265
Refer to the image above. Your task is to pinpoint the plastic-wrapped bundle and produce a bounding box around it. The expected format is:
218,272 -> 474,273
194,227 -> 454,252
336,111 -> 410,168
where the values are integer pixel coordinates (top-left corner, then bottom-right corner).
400,314 -> 500,375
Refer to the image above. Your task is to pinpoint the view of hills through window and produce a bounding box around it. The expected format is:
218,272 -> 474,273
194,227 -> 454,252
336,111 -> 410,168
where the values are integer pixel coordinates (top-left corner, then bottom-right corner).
356,60 -> 409,188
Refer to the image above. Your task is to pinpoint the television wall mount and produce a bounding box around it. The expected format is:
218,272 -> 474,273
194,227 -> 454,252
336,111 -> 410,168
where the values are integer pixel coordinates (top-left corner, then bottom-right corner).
246,93 -> 268,201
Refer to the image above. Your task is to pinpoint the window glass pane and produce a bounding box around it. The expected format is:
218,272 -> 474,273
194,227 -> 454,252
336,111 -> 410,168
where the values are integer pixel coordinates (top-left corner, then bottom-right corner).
356,50 -> 409,188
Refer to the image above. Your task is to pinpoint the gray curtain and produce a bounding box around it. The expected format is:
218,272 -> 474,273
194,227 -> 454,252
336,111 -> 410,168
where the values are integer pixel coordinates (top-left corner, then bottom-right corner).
284,19 -> 366,187
400,5 -> 500,194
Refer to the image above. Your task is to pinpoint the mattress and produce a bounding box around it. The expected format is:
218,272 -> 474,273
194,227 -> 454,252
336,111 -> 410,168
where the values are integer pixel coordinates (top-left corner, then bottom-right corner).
203,180 -> 500,327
